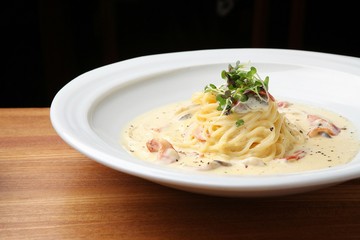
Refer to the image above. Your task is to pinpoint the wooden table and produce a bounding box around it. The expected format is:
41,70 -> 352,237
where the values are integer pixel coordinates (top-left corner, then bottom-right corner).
1,108 -> 360,239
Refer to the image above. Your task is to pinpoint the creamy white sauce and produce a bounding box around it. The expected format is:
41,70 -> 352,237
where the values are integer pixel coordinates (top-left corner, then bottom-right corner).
121,101 -> 360,175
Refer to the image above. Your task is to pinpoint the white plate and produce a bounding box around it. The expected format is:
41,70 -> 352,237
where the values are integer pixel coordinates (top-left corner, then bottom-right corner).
50,48 -> 360,197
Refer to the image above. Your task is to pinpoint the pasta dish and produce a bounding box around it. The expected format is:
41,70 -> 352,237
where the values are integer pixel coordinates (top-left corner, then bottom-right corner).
122,62 -> 360,175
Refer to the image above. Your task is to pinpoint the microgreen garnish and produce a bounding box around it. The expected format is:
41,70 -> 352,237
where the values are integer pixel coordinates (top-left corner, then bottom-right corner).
204,61 -> 271,125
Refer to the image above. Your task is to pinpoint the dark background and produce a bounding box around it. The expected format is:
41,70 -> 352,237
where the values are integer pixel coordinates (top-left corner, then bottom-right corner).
2,0 -> 359,107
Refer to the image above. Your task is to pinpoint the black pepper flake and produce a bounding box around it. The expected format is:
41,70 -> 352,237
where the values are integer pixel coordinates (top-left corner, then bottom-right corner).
270,127 -> 274,131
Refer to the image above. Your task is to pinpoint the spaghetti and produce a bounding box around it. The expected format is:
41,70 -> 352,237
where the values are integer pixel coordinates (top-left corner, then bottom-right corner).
169,91 -> 305,162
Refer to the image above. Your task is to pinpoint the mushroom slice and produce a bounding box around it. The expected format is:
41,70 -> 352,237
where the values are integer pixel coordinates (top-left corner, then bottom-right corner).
198,160 -> 232,171
307,114 -> 341,138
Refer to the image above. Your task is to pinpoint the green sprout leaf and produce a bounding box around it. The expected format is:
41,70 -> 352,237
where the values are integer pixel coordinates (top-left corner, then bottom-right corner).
236,119 -> 245,127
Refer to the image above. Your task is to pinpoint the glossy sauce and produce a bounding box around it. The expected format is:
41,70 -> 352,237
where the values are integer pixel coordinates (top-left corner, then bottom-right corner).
121,101 -> 360,175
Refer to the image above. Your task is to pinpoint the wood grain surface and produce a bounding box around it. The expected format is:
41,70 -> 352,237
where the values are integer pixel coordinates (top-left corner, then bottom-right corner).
1,108 -> 360,240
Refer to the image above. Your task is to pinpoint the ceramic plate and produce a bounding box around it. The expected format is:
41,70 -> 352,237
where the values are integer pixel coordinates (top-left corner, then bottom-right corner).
50,49 -> 360,197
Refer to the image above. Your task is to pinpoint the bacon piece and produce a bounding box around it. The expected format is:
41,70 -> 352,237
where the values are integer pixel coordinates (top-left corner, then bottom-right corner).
277,101 -> 290,108
307,114 -> 341,138
146,138 -> 179,163
285,150 -> 306,161
159,147 -> 180,164
259,90 -> 275,101
193,126 -> 208,142
146,139 -> 161,152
